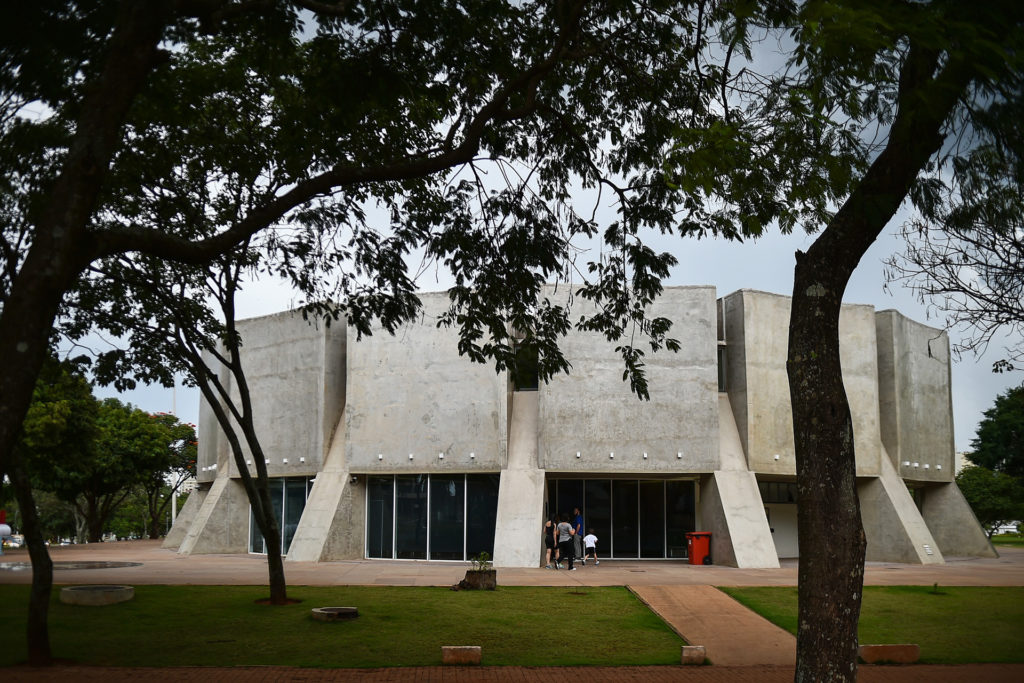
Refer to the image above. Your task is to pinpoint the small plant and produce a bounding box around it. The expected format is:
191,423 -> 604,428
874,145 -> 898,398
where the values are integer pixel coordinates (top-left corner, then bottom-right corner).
469,552 -> 492,571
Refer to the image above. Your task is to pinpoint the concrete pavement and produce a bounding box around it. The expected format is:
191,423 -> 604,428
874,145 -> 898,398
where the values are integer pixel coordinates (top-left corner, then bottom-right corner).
3,540 -> 1022,588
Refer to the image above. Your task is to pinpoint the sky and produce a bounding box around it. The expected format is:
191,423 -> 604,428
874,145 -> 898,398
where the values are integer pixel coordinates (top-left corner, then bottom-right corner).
93,212 -> 1022,454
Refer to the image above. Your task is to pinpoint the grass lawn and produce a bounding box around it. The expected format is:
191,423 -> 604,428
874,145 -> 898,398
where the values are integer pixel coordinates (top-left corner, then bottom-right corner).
720,585 -> 1024,664
991,534 -> 1024,546
0,585 -> 682,668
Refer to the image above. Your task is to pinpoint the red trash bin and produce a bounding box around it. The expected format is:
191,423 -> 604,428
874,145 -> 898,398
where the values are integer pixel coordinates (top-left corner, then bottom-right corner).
686,532 -> 712,565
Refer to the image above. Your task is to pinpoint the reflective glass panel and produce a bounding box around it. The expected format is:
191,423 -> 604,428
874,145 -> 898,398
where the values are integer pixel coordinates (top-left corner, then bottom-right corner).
612,480 -> 638,557
283,478 -> 307,553
366,476 -> 394,558
466,474 -> 500,558
639,480 -> 665,558
395,474 -> 428,559
666,480 -> 696,558
583,480 -> 611,558
430,475 -> 464,560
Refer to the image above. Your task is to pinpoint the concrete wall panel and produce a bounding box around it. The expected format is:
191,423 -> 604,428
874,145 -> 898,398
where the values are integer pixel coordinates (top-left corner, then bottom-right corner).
229,312 -> 339,478
538,286 -> 719,472
875,310 -> 955,482
162,485 -> 206,550
345,292 -> 507,472
177,477 -> 251,555
723,290 -> 882,476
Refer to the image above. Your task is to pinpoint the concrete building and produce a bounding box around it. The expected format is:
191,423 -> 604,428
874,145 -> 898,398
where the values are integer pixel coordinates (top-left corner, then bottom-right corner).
165,287 -> 996,567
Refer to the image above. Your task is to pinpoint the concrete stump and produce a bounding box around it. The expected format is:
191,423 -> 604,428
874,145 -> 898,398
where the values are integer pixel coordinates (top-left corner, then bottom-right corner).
680,645 -> 707,665
311,607 -> 359,622
60,585 -> 134,606
859,644 -> 920,664
442,645 -> 482,665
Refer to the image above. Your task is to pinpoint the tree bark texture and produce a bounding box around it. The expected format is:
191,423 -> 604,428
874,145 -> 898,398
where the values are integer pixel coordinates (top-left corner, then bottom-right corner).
10,464 -> 53,666
788,44 -> 975,683
788,251 -> 866,683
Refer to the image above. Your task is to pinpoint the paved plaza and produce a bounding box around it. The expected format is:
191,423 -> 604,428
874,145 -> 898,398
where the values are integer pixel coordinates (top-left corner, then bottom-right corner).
2,540 -> 1023,681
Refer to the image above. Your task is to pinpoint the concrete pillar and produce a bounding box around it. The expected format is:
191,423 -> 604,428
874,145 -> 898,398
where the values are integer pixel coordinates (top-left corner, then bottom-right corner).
492,391 -> 546,568
699,394 -> 779,568
859,453 -> 944,564
176,476 -> 250,555
286,412 -> 364,562
162,486 -> 206,550
920,481 -> 998,558
699,471 -> 780,568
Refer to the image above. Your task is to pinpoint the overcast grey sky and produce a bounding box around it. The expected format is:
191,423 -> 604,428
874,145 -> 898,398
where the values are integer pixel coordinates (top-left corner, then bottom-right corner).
93,211 -> 1021,454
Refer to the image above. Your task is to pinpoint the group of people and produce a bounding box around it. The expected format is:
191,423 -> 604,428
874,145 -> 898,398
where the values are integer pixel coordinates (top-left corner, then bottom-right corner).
543,506 -> 598,570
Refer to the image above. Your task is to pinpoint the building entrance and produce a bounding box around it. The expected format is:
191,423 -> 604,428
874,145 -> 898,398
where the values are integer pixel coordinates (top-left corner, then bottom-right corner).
547,478 -> 697,559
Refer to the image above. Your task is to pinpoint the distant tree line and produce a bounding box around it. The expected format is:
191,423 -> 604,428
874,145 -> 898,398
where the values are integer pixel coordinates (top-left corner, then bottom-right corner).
0,357 -> 196,543
958,386 -> 1024,537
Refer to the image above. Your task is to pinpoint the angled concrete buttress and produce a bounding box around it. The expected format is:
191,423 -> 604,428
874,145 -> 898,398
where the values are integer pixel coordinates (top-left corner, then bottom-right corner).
161,487 -> 206,550
920,481 -> 998,558
492,391 -> 546,568
859,452 -> 944,564
702,395 -> 780,568
177,475 -> 250,555
286,412 -> 363,562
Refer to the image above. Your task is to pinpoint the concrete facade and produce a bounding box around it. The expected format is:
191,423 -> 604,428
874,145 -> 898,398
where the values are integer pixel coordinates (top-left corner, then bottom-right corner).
168,287 -> 992,568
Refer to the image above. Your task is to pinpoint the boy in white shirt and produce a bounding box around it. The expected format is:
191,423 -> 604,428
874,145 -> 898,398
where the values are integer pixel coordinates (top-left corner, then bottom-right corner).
582,529 -> 599,565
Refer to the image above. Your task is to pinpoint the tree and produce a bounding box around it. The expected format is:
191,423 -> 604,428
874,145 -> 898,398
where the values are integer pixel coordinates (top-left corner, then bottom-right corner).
956,464 -> 1024,537
4,2 -> 723,662
27,397 -> 169,543
9,357 -> 97,663
658,2 -> 1023,679
969,386 -> 1024,479
779,6 -> 1021,680
885,100 -> 1024,373
141,413 -> 197,539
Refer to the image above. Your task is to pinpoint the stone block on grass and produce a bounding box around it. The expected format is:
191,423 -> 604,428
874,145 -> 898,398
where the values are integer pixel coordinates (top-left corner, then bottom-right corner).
681,645 -> 707,664
442,645 -> 482,665
859,644 -> 920,664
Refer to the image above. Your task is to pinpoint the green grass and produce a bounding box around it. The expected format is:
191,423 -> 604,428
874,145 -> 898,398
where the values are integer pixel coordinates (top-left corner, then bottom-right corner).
720,585 -> 1024,664
0,585 -> 682,668
992,533 -> 1024,546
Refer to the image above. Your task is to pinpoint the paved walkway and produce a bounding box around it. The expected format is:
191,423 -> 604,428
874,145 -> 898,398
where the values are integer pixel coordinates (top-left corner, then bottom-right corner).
2,541 -> 1023,680
3,540 -> 1022,588
631,585 -> 796,666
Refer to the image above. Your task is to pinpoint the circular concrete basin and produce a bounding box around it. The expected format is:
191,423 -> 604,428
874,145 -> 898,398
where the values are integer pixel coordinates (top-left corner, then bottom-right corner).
60,585 -> 134,606
311,606 -> 358,622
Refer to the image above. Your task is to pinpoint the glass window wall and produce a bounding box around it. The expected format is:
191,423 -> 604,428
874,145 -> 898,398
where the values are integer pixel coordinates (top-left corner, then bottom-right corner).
248,477 -> 311,555
548,478 -> 697,559
366,473 -> 499,561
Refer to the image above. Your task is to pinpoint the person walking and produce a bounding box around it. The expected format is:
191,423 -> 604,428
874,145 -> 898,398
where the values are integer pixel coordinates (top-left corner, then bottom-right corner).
556,514 -> 576,570
572,507 -> 584,564
543,517 -> 557,569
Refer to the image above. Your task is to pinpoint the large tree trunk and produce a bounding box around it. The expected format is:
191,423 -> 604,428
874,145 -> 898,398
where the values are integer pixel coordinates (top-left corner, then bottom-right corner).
786,43 -> 973,683
788,252 -> 866,682
10,464 -> 53,666
252,480 -> 288,604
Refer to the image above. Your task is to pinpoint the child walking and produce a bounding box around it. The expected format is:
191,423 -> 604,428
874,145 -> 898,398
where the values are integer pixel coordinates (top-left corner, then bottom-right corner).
583,528 -> 599,565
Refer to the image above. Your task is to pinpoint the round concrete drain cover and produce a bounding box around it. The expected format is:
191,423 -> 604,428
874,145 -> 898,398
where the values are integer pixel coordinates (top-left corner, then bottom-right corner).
311,606 -> 359,622
60,585 -> 135,606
